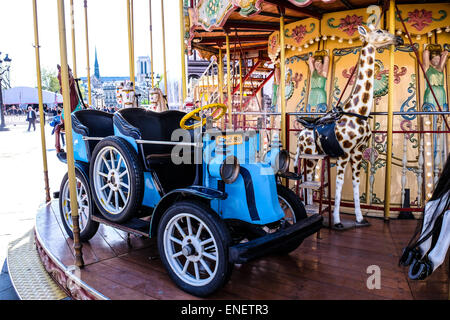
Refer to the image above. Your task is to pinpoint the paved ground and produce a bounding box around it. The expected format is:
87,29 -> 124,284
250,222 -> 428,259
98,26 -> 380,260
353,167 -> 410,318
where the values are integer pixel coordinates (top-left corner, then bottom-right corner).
0,120 -> 66,300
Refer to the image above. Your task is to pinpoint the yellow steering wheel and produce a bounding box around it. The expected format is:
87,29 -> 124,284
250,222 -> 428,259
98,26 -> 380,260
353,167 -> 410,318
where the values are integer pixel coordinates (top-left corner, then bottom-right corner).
180,103 -> 227,130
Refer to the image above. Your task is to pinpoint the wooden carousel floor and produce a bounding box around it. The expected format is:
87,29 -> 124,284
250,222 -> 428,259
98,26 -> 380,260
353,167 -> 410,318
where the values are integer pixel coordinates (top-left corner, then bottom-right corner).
34,201 -> 449,300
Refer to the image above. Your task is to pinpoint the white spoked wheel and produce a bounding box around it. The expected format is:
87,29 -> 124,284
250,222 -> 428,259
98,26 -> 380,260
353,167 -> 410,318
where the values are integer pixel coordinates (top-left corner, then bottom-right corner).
90,136 -> 144,223
93,146 -> 130,216
157,201 -> 233,297
59,171 -> 99,242
164,213 -> 219,287
61,177 -> 89,232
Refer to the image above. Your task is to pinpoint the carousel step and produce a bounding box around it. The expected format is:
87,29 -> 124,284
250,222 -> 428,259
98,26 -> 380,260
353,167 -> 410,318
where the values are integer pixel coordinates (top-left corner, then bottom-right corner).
298,181 -> 321,190
298,154 -> 328,160
8,229 -> 68,300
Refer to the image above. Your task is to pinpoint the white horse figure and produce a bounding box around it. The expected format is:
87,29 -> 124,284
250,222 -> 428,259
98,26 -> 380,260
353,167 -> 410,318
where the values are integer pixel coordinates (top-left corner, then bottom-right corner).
117,81 -> 138,108
400,153 -> 450,280
148,87 -> 168,112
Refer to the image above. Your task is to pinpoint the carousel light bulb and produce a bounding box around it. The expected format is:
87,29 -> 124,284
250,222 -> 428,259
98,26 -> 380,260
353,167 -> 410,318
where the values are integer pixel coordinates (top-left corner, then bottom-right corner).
436,28 -> 442,34
427,172 -> 432,177
416,34 -> 421,40
304,43 -> 309,48
446,26 -> 450,32
322,35 -> 328,40
348,39 -> 353,44
427,183 -> 432,188
427,193 -> 432,198
338,38 -> 343,43
309,39 -> 314,44
427,162 -> 432,167
315,37 -> 320,42
427,152 -> 431,156
396,30 -> 402,35
427,141 -> 432,146
297,47 -> 303,52
330,35 -> 336,41
427,31 -> 433,37
425,120 -> 431,125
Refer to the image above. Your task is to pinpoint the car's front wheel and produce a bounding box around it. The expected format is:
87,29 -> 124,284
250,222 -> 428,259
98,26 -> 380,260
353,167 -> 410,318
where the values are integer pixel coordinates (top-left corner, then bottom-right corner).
268,184 -> 308,254
157,201 -> 233,297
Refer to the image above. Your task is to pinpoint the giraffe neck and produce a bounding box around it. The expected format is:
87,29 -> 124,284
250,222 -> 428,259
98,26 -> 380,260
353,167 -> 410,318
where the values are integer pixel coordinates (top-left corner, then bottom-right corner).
342,42 -> 375,118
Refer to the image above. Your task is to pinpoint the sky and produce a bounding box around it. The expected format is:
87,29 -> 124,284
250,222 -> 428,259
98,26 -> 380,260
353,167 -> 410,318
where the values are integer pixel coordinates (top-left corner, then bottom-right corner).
0,0 -> 183,88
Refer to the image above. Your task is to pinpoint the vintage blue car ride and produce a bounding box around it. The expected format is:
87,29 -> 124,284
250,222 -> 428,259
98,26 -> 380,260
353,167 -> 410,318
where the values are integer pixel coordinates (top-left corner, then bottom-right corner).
56,104 -> 323,296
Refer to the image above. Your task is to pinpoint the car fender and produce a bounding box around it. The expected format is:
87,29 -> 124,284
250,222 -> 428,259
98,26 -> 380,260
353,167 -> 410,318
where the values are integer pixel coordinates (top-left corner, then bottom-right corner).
149,186 -> 226,237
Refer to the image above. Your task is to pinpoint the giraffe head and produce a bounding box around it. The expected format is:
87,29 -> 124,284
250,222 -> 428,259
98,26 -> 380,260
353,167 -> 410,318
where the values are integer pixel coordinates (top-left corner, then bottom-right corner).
358,25 -> 403,49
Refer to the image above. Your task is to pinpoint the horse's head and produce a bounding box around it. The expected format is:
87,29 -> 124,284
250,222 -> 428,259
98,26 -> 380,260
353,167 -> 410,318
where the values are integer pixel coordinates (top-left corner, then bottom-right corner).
358,25 -> 403,49
120,81 -> 136,108
148,87 -> 167,112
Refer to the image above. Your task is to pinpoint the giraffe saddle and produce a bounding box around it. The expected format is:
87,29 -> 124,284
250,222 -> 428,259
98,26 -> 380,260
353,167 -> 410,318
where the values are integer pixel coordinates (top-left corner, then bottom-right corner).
297,111 -> 345,158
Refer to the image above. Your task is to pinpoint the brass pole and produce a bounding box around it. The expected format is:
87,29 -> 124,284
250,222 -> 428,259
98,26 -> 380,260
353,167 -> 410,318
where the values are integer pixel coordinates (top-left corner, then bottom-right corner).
83,0 -> 92,106
160,0 -> 168,95
70,0 -> 77,78
57,0 -> 84,267
131,0 -> 135,87
279,13 -> 287,148
226,33 -> 232,129
70,0 -> 78,79
126,0 -> 135,87
179,0 -> 187,103
218,48 -> 224,104
149,0 -> 154,87
384,0 -> 395,220
32,0 -> 51,203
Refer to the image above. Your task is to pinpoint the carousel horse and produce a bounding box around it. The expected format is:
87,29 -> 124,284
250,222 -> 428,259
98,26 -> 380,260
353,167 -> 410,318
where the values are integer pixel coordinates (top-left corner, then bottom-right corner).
55,64 -> 85,153
293,25 -> 403,229
148,87 -> 168,112
117,81 -> 138,108
399,153 -> 450,280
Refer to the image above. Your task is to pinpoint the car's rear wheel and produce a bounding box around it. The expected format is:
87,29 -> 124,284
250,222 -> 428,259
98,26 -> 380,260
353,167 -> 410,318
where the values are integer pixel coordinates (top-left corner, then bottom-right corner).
90,136 -> 144,223
59,171 -> 99,242
157,201 -> 233,297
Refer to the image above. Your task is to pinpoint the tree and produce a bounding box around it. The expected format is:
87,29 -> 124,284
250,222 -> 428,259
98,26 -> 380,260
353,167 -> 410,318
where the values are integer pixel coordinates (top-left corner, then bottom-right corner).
41,68 -> 60,93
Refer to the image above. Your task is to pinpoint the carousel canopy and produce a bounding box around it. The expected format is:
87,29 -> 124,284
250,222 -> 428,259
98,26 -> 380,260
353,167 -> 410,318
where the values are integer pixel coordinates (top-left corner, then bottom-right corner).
1,86 -> 63,106
186,0 -> 442,59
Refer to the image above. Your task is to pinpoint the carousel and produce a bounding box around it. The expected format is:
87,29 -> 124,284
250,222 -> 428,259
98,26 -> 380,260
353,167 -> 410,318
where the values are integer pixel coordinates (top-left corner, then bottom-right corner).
7,0 -> 449,300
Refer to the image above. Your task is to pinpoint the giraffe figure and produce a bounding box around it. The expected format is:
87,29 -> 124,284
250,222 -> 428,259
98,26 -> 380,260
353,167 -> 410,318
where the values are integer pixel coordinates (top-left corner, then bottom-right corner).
294,25 -> 403,229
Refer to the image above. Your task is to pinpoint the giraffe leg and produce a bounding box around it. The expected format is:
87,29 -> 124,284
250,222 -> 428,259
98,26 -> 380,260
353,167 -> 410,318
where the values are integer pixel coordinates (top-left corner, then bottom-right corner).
350,153 -> 366,224
333,156 -> 349,228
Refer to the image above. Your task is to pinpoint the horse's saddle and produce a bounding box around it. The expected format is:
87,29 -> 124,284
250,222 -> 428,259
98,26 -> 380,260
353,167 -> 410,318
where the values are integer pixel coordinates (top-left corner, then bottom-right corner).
297,108 -> 345,158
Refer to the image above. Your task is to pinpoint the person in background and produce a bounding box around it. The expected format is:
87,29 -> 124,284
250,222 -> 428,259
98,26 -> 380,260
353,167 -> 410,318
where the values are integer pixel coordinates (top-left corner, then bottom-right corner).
26,106 -> 37,131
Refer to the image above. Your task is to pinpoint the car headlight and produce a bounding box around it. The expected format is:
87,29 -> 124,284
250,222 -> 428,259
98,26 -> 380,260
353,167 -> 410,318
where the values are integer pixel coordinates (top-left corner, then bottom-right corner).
208,155 -> 240,184
275,149 -> 290,173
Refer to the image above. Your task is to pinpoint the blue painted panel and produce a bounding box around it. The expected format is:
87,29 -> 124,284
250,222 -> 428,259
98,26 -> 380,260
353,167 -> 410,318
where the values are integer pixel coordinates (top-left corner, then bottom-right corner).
142,171 -> 161,208
219,163 -> 284,225
72,131 -> 88,162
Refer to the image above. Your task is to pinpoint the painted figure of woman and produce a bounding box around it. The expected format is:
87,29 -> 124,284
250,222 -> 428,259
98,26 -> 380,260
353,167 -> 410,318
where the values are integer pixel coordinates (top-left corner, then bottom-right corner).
307,50 -> 329,111
423,45 -> 448,109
